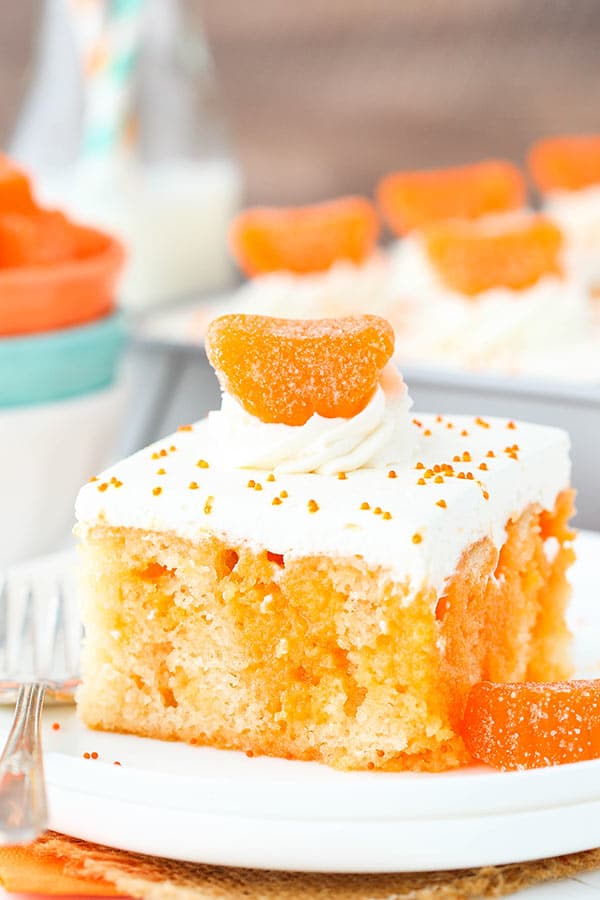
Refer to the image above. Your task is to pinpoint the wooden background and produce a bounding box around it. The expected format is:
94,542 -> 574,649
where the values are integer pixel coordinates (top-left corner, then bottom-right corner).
2,1 -> 600,203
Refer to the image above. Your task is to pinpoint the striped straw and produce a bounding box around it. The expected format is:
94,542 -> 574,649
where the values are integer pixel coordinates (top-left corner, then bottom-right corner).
66,0 -> 146,166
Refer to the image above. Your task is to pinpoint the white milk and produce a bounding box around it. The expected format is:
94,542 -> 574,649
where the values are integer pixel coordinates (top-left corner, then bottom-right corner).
40,158 -> 242,309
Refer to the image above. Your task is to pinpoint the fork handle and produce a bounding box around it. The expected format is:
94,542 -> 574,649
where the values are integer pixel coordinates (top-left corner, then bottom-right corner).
0,682 -> 48,845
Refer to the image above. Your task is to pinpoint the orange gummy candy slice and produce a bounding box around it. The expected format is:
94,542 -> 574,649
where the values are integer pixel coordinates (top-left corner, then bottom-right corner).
529,134 -> 600,193
206,314 -> 394,425
0,211 -> 76,268
423,216 -> 562,296
229,197 -> 379,277
461,680 -> 600,770
0,155 -> 37,214
377,160 -> 526,236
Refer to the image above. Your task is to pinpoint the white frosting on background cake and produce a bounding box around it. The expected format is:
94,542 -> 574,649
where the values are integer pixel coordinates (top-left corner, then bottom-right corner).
76,406 -> 571,601
544,185 -> 600,289
389,235 -> 593,374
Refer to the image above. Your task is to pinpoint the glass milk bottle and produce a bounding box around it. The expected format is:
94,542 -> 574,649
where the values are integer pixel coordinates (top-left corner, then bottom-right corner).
10,0 -> 242,310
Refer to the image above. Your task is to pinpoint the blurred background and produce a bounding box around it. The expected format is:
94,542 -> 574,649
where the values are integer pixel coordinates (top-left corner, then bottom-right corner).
3,1 -> 600,203
1,0 -> 599,566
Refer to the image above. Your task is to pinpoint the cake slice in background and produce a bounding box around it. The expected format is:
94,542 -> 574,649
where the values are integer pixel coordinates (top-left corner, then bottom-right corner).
76,314 -> 575,772
529,134 -> 600,301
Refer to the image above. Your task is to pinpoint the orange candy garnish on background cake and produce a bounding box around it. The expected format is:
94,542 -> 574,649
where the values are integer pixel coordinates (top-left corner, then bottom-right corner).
0,155 -> 37,214
528,134 -> 600,193
461,680 -> 600,770
206,314 -> 394,425
423,216 -> 563,296
229,197 -> 379,276
377,160 -> 526,235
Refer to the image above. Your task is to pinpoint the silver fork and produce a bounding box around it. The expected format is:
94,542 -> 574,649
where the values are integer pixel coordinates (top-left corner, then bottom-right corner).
0,555 -> 81,845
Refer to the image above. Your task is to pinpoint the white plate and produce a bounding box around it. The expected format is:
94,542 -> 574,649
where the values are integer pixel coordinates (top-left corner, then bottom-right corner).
1,533 -> 600,873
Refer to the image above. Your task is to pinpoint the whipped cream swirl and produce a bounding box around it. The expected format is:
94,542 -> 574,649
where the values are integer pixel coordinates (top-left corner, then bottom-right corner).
207,376 -> 416,475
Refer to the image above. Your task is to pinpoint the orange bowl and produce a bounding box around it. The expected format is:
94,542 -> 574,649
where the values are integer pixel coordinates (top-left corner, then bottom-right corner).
0,226 -> 125,337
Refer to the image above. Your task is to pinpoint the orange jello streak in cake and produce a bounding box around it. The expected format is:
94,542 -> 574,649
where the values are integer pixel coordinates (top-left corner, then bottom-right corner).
461,680 -> 600,770
206,314 -> 394,426
376,160 -> 526,235
423,216 -> 563,297
528,134 -> 600,192
229,196 -> 379,276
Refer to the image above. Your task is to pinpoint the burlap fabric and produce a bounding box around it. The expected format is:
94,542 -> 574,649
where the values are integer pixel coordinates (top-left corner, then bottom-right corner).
14,832 -> 600,899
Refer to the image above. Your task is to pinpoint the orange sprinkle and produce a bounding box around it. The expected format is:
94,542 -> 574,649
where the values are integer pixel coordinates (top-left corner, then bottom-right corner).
462,452 -> 472,462
424,429 -> 432,437
461,430 -> 469,437
83,752 -> 91,759
338,471 -> 348,480
91,752 -> 99,760
453,455 -> 461,463
156,468 -> 166,475
433,464 -> 442,473
446,422 -> 454,429
245,750 -> 255,758
204,496 -> 214,515
373,506 -> 382,515
367,761 -> 375,770
376,749 -> 385,758
272,497 -> 282,506
458,472 -> 466,479
52,722 -> 60,731
152,486 -> 162,496
177,424 -> 193,432
436,499 -> 448,509
413,418 -> 423,428
267,473 -> 276,482
97,482 -> 108,492
487,450 -> 496,458
159,449 -> 168,458
247,479 -> 256,488
415,462 -> 425,470
412,532 -> 423,544
382,511 -> 392,520
434,475 -> 444,484
387,469 -> 397,479
88,476 -> 98,483
360,502 -> 371,510
308,499 -> 319,513
466,472 -> 474,480
417,478 -> 426,485
113,761 -> 122,766
475,416 -> 490,428
254,483 -> 263,491
436,415 -> 443,423
479,463 -> 488,471
151,452 -> 160,460
188,481 -> 199,490
197,459 -> 209,469
169,445 -> 177,452
280,490 -> 288,499
112,479 -> 123,488
424,469 -> 434,478
507,420 -> 517,430
483,490 -> 490,500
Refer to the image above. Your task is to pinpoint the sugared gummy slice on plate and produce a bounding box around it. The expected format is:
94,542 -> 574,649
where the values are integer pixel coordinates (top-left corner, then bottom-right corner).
0,156 -> 37,214
461,680 -> 600,770
229,197 -> 379,276
376,160 -> 526,235
423,216 -> 562,296
206,314 -> 394,426
529,135 -> 600,192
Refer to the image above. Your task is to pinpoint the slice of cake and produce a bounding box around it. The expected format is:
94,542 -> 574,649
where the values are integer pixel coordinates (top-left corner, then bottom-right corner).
76,315 -> 575,772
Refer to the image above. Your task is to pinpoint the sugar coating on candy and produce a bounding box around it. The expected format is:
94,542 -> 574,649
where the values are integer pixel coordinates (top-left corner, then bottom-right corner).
377,160 -> 526,236
423,216 -> 563,296
229,197 -> 379,276
206,314 -> 395,425
0,156 -> 37,215
461,680 -> 600,770
529,135 -> 600,193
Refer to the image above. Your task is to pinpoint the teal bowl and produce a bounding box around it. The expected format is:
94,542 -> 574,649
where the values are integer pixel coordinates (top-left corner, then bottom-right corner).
0,312 -> 128,407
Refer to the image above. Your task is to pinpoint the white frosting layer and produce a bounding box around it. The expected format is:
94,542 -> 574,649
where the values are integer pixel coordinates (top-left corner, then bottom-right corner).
544,185 -> 600,288
389,235 -> 594,375
76,413 -> 571,600
207,384 -> 416,475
